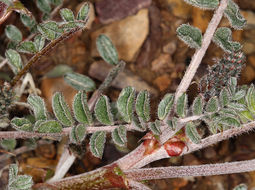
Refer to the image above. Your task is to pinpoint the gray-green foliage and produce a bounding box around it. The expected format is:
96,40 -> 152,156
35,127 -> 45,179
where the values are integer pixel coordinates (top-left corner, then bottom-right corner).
70,124 -> 87,144
1,139 -> 16,151
96,34 -> 119,65
5,25 -> 22,42
95,95 -> 114,125
52,92 -> 74,127
27,95 -> 47,121
8,164 -> 33,190
224,0 -> 246,29
64,72 -> 96,92
117,87 -> 135,123
176,93 -> 187,118
111,125 -> 127,147
11,117 -> 33,132
5,49 -> 23,74
184,0 -> 219,9
176,24 -> 202,49
90,131 -> 106,158
135,90 -> 150,122
185,122 -> 201,144
233,184 -> 248,190
3,1 -> 89,75
213,27 -> 242,53
157,93 -> 174,120
73,91 -> 93,125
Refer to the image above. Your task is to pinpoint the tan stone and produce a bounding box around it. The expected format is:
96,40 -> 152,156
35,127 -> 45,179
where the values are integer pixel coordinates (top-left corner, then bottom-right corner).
192,7 -> 211,33
151,54 -> 174,73
153,74 -> 171,91
91,9 -> 149,62
165,0 -> 192,19
40,77 -> 77,111
248,55 -> 255,68
241,65 -> 255,84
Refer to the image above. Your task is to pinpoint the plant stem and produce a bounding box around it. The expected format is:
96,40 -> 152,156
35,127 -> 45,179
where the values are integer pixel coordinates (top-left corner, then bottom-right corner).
174,0 -> 228,102
125,158 -> 255,180
0,124 -> 135,140
11,26 -> 84,87
132,120 -> 255,169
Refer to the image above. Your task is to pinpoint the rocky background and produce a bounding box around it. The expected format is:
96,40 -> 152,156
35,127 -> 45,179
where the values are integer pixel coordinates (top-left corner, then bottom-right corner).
1,0 -> 255,189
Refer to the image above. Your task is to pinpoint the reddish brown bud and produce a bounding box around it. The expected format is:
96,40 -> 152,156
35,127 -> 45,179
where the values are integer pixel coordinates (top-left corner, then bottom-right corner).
164,141 -> 186,157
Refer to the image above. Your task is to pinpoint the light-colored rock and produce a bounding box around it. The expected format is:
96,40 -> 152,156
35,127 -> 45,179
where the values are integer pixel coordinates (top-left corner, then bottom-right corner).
153,74 -> 171,91
41,77 -> 77,111
192,7 -> 211,33
88,61 -> 158,96
241,10 -> 255,29
241,65 -> 255,83
151,54 -> 174,73
163,41 -> 177,55
165,0 -> 192,19
243,41 -> 255,55
91,9 -> 149,62
248,55 -> 255,68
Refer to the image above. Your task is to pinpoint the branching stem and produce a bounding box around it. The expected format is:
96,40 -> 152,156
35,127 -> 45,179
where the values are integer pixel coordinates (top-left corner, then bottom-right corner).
174,0 -> 228,102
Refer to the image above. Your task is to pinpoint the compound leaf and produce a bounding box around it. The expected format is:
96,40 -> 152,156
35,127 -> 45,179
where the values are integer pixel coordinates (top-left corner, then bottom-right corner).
89,131 -> 106,158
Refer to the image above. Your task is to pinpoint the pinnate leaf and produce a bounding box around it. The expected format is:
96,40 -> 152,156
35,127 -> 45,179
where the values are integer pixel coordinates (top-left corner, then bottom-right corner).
36,0 -> 51,13
36,120 -> 62,133
27,94 -> 47,121
52,92 -> 74,127
192,95 -> 203,115
9,175 -> 33,190
233,90 -> 246,101
90,131 -> 106,158
206,96 -> 219,113
148,120 -> 161,135
34,35 -> 45,51
224,0 -> 246,30
64,72 -> 96,91
60,8 -> 75,22
96,34 -> 119,65
70,124 -> 87,144
219,116 -> 240,128
184,0 -> 219,9
135,90 -> 150,122
157,93 -> 174,120
213,27 -> 241,53
176,24 -> 202,49
219,87 -> 230,107
37,21 -> 63,40
11,117 -> 33,132
117,86 -> 135,123
77,2 -> 90,21
185,122 -> 201,144
5,49 -> 22,74
17,41 -> 37,54
176,93 -> 187,118
111,125 -> 127,147
20,14 -> 37,30
1,139 -> 16,151
73,91 -> 93,125
95,95 -> 114,125
5,25 -> 22,42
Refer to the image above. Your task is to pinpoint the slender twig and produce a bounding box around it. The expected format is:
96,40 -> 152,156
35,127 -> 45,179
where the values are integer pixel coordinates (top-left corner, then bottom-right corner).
131,121 -> 255,169
0,3 -> 64,70
174,0 -> 228,102
11,26 -> 85,86
46,121 -> 255,189
125,158 -> 255,180
0,124 -> 135,140
50,60 -> 127,181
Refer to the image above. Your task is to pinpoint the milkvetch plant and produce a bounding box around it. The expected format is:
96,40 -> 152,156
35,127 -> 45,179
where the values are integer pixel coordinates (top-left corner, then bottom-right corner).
0,0 -> 254,189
